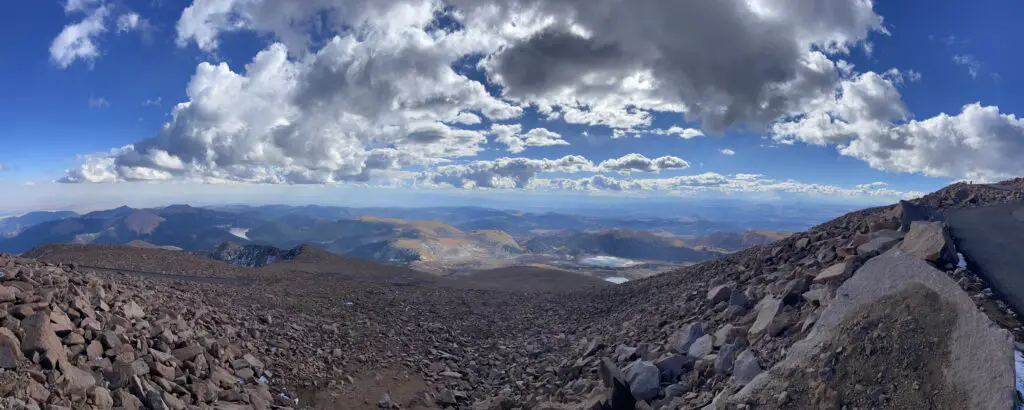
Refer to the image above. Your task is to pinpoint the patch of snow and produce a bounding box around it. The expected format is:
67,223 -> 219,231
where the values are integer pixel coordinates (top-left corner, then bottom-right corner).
957,252 -> 967,269
604,276 -> 629,284
581,255 -> 638,268
228,227 -> 250,240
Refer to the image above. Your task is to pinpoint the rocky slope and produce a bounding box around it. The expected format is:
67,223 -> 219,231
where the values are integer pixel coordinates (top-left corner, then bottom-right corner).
0,254 -> 297,409
2,180 -> 1022,409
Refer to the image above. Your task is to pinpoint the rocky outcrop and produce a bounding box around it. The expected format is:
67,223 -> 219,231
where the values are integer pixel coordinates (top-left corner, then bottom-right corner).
732,251 -> 1014,409
0,255 -> 293,410
899,221 -> 958,267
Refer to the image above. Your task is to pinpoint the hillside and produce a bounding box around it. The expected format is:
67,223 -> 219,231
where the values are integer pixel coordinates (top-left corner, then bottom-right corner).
685,229 -> 792,251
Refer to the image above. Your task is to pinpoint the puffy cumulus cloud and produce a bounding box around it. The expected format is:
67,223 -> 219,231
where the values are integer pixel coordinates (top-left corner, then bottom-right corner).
492,124 -> 569,153
841,103 -> 1024,181
63,6 -> 522,184
539,173 -> 923,198
657,126 -> 706,139
772,69 -> 1024,181
418,153 -> 690,188
720,148 -> 736,155
176,0 -> 447,53
479,0 -> 883,132
772,69 -> 909,146
174,0 -> 882,135
50,4 -> 110,68
420,155 -> 596,189
596,153 -> 689,173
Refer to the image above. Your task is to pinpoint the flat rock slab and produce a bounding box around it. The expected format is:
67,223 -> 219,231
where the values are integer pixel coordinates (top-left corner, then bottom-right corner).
945,201 -> 1024,313
733,250 -> 1014,409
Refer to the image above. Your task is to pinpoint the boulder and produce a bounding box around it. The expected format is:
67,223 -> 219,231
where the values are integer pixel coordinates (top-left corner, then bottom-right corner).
122,301 -> 145,319
728,289 -> 753,309
748,297 -> 783,339
687,335 -> 714,359
21,311 -> 64,368
812,261 -> 853,284
0,327 -> 21,369
61,364 -> 97,395
707,284 -> 732,304
713,324 -> 745,348
714,342 -> 739,375
856,236 -> 900,255
654,354 -> 692,383
899,221 -> 957,266
625,361 -> 661,401
90,387 -> 114,410
668,322 -> 703,354
0,285 -> 18,302
171,345 -> 203,362
894,200 -> 933,232
732,350 -> 761,385
794,237 -> 810,251
733,251 -> 1015,409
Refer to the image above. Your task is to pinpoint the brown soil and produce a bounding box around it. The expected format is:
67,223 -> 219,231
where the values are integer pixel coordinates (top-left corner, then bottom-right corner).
774,284 -> 967,409
298,368 -> 433,410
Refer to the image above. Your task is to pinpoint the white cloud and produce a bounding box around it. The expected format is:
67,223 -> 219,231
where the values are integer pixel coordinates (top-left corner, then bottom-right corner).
841,103 -> 1024,181
63,20 -> 518,184
172,0 -> 882,135
64,0 -> 101,13
68,1 -> 1018,188
142,97 -> 162,106
655,126 -> 706,139
420,155 -> 596,189
771,67 -> 1024,181
88,97 -> 110,108
418,153 -> 691,188
50,5 -> 109,68
539,173 -> 922,198
451,112 -> 481,125
492,125 -> 569,153
720,148 -> 736,155
597,153 -> 689,173
117,12 -> 142,33
953,54 -> 981,79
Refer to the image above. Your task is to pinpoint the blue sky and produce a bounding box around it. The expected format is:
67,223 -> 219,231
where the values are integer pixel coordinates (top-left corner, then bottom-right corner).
1,0 -> 1023,213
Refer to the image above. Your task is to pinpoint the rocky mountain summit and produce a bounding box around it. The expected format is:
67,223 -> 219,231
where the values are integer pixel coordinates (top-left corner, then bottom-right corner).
1,180 -> 1022,409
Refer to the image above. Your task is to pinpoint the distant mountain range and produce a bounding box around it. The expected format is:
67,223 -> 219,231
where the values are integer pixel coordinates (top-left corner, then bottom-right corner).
0,211 -> 79,238
0,203 -> 793,273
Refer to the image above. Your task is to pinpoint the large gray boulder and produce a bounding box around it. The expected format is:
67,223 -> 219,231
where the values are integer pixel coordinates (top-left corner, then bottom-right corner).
732,350 -> 761,385
626,361 -> 661,401
668,322 -> 703,354
687,335 -> 714,359
894,200 -> 933,232
732,251 -> 1014,409
899,221 -> 957,266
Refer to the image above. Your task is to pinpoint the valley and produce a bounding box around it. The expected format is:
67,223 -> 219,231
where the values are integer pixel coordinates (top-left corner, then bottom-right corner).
0,204 -> 795,284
